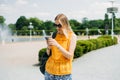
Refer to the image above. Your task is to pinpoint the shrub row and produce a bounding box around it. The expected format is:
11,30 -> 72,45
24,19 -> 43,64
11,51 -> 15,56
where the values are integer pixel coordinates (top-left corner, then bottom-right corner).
38,35 -> 118,62
38,48 -> 47,62
74,35 -> 118,58
12,30 -> 53,36
13,29 -> 120,36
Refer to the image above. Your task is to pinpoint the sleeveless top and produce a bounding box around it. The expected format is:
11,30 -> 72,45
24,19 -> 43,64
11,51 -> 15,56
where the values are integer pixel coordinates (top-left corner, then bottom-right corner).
45,32 -> 73,75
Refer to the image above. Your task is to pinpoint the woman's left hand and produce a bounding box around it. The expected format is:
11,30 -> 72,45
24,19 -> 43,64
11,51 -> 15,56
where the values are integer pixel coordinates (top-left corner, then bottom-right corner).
47,38 -> 59,47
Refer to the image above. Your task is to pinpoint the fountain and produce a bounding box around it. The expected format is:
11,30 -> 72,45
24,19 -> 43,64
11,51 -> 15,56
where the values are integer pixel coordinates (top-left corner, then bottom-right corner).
86,28 -> 89,39
42,30 -> 47,37
42,30 -> 53,40
42,30 -> 47,40
0,24 -> 12,45
28,22 -> 33,41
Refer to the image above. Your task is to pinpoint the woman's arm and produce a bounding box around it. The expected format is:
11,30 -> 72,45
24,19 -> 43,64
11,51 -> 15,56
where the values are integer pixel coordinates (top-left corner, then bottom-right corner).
48,34 -> 77,59
46,46 -> 51,56
57,34 -> 77,59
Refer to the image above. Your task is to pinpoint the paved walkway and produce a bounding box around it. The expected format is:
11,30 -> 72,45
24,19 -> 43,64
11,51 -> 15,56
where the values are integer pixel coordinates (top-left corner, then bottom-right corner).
73,43 -> 120,80
0,41 -> 120,80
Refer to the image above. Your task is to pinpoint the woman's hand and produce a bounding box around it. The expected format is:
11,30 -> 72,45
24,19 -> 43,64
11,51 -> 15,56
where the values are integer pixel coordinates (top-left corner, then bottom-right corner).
47,38 -> 59,47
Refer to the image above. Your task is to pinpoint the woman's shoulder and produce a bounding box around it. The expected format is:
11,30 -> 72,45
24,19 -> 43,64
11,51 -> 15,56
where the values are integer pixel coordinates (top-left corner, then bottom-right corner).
70,32 -> 77,40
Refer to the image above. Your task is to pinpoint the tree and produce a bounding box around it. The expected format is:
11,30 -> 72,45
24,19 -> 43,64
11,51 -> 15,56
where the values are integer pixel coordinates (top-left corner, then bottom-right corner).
8,23 -> 16,30
104,13 -> 109,30
29,17 -> 43,30
81,17 -> 89,29
113,13 -> 116,29
0,16 -> 5,24
69,19 -> 81,30
42,20 -> 54,30
115,18 -> 120,29
89,20 -> 103,29
15,16 -> 29,30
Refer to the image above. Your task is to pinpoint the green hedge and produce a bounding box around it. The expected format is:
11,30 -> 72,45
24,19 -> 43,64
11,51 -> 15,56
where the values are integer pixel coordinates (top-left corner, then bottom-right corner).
74,45 -> 84,58
38,48 -> 47,62
38,35 -> 118,61
13,29 -> 120,36
13,30 -> 53,36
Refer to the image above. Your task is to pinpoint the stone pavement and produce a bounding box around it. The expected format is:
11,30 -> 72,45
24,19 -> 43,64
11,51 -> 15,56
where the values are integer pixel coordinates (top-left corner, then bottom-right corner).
0,41 -> 120,80
73,43 -> 120,80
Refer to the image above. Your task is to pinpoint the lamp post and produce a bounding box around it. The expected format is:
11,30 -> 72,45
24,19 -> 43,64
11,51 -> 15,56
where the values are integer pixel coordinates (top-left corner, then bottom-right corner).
86,28 -> 89,39
107,0 -> 118,39
28,22 -> 33,41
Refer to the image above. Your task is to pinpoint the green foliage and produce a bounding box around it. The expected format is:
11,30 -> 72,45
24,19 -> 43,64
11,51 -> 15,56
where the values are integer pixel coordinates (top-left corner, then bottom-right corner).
98,35 -> 118,45
74,45 -> 83,58
113,36 -> 118,45
21,26 -> 28,30
69,19 -> 81,30
89,19 -> 104,29
8,23 -> 16,30
38,35 -> 118,62
0,16 -> 5,23
104,13 -> 109,29
13,30 -> 53,36
15,16 -> 29,30
42,20 -> 55,31
88,39 -> 97,50
2,15 -> 120,35
38,48 -> 47,62
115,18 -> 120,30
29,17 -> 44,30
81,17 -> 89,29
77,40 -> 95,54
73,35 -> 118,58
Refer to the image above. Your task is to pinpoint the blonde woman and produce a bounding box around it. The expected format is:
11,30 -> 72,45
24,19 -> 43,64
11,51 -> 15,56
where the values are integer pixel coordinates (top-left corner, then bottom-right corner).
45,13 -> 77,80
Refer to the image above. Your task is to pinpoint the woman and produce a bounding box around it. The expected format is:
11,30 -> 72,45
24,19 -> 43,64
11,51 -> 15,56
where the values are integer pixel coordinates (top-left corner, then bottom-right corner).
45,13 -> 77,80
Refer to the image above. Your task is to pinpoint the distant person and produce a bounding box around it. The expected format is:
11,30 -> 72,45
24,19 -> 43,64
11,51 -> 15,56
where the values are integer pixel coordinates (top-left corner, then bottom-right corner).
45,13 -> 77,80
12,38 -> 14,42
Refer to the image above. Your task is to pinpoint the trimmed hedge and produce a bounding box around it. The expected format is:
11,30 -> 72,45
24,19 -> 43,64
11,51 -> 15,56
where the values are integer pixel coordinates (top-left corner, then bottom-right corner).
38,48 -> 47,62
38,35 -> 118,61
74,45 -> 83,58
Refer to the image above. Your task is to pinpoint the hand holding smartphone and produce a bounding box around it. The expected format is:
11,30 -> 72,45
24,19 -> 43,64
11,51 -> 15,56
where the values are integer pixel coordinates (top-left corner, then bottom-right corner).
45,36 -> 51,40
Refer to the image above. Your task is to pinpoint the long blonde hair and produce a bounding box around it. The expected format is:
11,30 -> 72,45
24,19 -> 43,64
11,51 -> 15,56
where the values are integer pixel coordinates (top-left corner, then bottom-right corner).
55,13 -> 73,38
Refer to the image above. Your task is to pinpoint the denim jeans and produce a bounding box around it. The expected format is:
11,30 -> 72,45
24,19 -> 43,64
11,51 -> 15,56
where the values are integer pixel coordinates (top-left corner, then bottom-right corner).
45,71 -> 72,80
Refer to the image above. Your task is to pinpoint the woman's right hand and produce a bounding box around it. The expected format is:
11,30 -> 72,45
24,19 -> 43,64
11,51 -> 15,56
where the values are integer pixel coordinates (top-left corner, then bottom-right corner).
46,37 -> 52,50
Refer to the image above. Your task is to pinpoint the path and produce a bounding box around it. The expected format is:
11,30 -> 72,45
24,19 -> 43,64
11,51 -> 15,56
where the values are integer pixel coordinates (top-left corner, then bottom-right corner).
0,41 -> 120,80
73,43 -> 120,80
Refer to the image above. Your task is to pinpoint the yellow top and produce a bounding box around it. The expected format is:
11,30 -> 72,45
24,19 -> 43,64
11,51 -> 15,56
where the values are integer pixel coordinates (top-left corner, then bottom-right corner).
46,32 -> 73,75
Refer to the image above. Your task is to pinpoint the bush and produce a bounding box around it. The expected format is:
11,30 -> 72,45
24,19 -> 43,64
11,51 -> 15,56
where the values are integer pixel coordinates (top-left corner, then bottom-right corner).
38,48 -> 46,62
74,45 -> 83,58
76,40 -> 94,54
38,35 -> 118,62
98,35 -> 118,46
88,39 -> 97,50
113,36 -> 118,44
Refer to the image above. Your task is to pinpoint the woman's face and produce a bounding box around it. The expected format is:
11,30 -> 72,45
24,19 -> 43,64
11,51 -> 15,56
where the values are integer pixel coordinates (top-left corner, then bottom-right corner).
55,20 -> 63,33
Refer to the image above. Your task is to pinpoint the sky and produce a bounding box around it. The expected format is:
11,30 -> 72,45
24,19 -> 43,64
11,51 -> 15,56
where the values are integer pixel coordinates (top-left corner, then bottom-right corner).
0,0 -> 120,24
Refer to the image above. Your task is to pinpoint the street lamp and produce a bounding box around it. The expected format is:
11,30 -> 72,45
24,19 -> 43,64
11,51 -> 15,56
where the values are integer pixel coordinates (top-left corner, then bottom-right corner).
86,28 -> 89,39
28,22 -> 33,41
107,0 -> 118,39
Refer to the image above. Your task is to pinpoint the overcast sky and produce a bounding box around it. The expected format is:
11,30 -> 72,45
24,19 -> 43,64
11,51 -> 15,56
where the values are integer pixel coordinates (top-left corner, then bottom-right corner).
0,0 -> 120,24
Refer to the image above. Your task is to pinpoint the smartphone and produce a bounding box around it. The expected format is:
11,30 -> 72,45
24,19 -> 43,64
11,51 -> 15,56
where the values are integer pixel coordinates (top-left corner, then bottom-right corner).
45,36 -> 50,40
